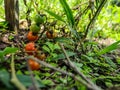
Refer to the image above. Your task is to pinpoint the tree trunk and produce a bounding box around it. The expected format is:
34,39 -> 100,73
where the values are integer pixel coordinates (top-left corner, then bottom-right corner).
4,0 -> 19,34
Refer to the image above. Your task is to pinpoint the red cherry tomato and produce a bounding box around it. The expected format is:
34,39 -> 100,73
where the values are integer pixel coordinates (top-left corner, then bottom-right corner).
27,31 -> 38,41
25,42 -> 37,55
28,59 -> 40,70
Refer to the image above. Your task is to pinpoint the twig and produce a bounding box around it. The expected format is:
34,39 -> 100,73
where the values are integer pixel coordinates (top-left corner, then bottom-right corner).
26,56 -> 92,89
11,53 -> 26,90
59,43 -> 102,90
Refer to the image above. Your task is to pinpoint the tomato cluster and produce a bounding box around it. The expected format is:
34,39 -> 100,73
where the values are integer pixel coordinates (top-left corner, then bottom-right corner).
25,42 -> 47,70
25,14 -> 58,70
25,42 -> 46,70
25,21 -> 46,70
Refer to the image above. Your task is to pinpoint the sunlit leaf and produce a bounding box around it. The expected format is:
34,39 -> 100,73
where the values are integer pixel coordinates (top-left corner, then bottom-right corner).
55,37 -> 74,44
42,45 -> 50,53
59,0 -> 75,27
3,47 -> 18,55
54,43 -> 61,50
41,80 -> 55,86
45,42 -> 54,52
59,0 -> 79,38
0,21 -> 8,29
97,40 -> 120,56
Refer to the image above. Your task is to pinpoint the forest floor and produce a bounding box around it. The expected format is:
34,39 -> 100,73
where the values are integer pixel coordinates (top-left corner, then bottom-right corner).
0,21 -> 120,90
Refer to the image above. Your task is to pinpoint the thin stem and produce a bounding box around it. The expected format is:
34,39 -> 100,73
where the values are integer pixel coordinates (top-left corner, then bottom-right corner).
11,53 -> 26,90
83,0 -> 107,41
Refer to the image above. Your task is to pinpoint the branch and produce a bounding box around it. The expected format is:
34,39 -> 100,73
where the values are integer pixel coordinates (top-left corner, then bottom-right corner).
59,43 -> 102,90
26,56 -> 92,89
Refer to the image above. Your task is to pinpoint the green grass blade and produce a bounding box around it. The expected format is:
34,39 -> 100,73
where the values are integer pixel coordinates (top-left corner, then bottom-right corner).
59,0 -> 75,27
44,10 -> 65,22
97,40 -> 120,56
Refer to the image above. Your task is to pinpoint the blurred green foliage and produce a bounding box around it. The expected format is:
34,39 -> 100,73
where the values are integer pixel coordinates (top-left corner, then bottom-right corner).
0,0 -> 120,90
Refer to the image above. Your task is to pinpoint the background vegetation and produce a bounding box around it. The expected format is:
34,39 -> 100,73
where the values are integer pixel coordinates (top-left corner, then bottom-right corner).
0,0 -> 120,90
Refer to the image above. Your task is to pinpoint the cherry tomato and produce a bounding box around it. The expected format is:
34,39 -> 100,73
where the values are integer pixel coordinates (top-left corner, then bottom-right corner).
46,30 -> 57,39
28,59 -> 40,70
25,42 -> 37,55
27,31 -> 38,41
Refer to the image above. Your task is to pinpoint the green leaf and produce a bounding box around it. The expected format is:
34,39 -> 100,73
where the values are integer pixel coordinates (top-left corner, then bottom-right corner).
3,47 -> 18,55
53,43 -> 61,50
17,74 -> 45,87
0,21 -> 8,29
43,72 -> 51,77
17,75 -> 32,87
55,37 -> 74,44
59,0 -> 79,38
54,85 -> 65,90
45,42 -> 54,52
44,10 -> 65,22
82,54 -> 94,61
0,51 -> 4,59
0,70 -> 14,89
51,53 -> 58,58
73,62 -> 83,68
41,79 -> 55,86
104,57 -> 117,68
42,45 -> 50,53
53,51 -> 76,60
97,40 -> 120,56
59,0 -> 75,27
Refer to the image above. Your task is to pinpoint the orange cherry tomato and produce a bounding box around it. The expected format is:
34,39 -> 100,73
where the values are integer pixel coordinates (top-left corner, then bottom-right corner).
27,31 -> 38,41
46,31 -> 57,39
25,42 -> 37,55
28,59 -> 40,70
